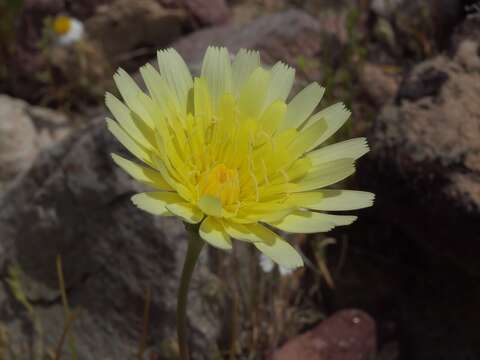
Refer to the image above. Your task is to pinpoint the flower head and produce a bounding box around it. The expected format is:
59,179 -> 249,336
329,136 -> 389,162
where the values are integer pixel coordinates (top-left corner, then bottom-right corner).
107,47 -> 374,269
52,15 -> 84,45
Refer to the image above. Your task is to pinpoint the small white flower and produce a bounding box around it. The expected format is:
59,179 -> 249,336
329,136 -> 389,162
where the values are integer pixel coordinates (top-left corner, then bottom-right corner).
259,254 -> 294,276
52,15 -> 84,46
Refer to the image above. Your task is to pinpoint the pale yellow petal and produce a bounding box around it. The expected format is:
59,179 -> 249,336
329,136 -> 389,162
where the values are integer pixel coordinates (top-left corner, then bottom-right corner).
287,118 -> 328,160
197,196 -> 222,217
193,77 -> 213,120
201,46 -> 233,108
199,216 -> 232,249
295,190 -> 375,211
223,221 -> 257,242
263,62 -> 295,108
157,48 -> 193,112
302,102 -> 351,150
246,223 -> 303,269
139,63 -> 179,117
232,49 -> 260,97
267,209 -> 335,233
111,153 -> 173,190
131,192 -> 182,215
294,158 -> 355,192
113,68 -> 153,127
151,156 -> 193,202
166,202 -> 204,224
281,82 -> 325,130
258,100 -> 287,137
106,118 -> 151,165
238,67 -> 271,118
105,92 -> 154,149
307,138 -> 369,165
268,209 -> 356,233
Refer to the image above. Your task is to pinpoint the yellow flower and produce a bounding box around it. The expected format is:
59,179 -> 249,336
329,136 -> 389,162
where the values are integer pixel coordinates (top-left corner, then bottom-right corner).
106,47 -> 374,269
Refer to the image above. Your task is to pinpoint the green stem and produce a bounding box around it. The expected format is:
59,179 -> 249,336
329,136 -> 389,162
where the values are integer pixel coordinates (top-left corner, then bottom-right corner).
177,223 -> 205,360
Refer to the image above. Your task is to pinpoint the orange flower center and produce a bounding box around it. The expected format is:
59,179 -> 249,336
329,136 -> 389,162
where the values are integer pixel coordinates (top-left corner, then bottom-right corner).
199,164 -> 240,206
53,16 -> 71,35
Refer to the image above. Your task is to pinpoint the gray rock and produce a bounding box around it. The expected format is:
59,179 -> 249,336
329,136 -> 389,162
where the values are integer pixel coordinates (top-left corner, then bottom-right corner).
27,104 -> 73,150
0,120 -> 221,359
86,0 -> 186,66
359,62 -> 400,107
454,39 -> 480,71
0,95 -> 38,183
173,9 -> 323,69
360,24 -> 480,275
183,0 -> 230,25
0,95 -> 78,189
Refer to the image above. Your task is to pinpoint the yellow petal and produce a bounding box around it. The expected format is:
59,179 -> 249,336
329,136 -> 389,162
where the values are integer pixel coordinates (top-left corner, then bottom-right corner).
307,137 -> 369,165
288,119 -> 327,160
238,67 -> 271,118
131,192 -> 182,215
223,221 -> 257,242
268,209 -> 356,233
113,68 -> 152,126
294,158 -> 355,192
281,82 -> 325,130
258,100 -> 287,137
105,92 -> 154,149
111,153 -> 173,190
245,223 -> 303,269
263,62 -> 295,108
198,195 -> 222,217
106,118 -> 151,165
303,102 -> 351,150
139,63 -> 180,118
151,156 -> 193,202
290,190 -> 374,211
157,48 -> 193,112
193,77 -> 213,120
201,46 -> 233,109
232,49 -> 260,97
166,202 -> 204,224
199,216 -> 232,249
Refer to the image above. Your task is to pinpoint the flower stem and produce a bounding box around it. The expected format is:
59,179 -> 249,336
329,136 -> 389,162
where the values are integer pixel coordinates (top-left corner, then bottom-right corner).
177,223 -> 205,360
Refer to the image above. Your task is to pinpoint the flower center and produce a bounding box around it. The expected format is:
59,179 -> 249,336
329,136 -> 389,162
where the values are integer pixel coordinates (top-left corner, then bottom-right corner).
53,16 -> 71,35
199,164 -> 240,206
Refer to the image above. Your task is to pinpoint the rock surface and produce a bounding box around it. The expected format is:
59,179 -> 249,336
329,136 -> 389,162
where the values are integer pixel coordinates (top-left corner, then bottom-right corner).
85,0 -> 186,66
0,95 -> 39,182
271,309 -> 377,360
158,0 -> 230,25
371,0 -> 465,57
359,63 -> 400,107
0,95 -> 77,186
183,0 -> 230,25
361,28 -> 480,274
173,9 -> 323,69
0,120 -> 221,359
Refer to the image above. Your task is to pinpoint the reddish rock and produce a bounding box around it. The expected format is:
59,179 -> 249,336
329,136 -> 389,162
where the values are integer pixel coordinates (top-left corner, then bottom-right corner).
271,309 -> 377,360
173,9 -> 322,67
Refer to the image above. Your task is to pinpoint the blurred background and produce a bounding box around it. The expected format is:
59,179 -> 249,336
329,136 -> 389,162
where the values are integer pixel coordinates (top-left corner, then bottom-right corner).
0,0 -> 480,359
